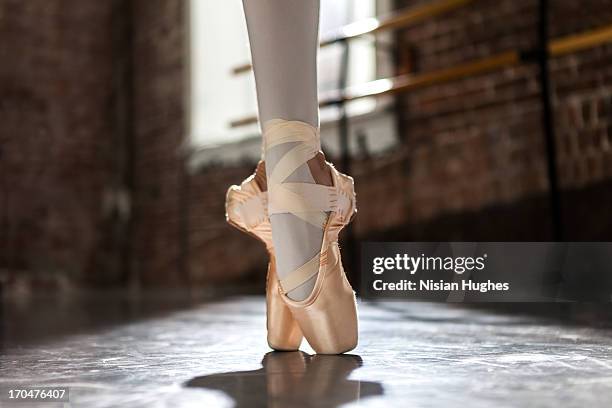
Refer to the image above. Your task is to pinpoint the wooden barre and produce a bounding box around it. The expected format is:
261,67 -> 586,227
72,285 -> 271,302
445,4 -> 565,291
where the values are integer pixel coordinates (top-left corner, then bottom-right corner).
232,0 -> 474,75
229,23 -> 612,128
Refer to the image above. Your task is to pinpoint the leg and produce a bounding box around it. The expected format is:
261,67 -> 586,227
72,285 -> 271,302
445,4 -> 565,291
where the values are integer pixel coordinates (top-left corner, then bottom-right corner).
243,0 -> 329,300
242,0 -> 319,128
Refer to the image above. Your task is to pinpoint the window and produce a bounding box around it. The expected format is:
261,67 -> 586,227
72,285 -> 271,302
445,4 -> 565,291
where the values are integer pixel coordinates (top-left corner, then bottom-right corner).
188,0 -> 377,147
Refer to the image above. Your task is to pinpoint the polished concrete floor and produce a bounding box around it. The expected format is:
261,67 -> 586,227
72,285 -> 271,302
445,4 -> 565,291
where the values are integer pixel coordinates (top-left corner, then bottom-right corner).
1,293 -> 612,407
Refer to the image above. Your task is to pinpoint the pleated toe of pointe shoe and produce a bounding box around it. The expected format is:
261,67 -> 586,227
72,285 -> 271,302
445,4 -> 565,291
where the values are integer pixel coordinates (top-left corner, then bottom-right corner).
225,174 -> 269,241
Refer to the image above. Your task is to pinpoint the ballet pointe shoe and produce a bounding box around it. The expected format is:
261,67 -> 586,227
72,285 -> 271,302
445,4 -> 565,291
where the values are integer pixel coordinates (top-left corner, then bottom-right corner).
225,166 -> 303,351
263,119 -> 358,354
279,167 -> 358,354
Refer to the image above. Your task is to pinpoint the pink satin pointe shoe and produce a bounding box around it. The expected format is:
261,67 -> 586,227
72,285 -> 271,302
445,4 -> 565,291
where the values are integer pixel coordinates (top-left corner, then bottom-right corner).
225,164 -> 303,351
278,165 -> 358,354
264,119 -> 359,354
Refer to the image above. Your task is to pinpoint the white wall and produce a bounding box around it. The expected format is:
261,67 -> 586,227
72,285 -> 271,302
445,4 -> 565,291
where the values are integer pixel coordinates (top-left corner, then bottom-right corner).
188,0 -> 258,147
188,0 -> 393,157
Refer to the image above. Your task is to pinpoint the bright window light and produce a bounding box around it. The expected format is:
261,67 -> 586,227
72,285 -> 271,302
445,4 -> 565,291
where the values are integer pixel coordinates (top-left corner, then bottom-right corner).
189,0 -> 377,147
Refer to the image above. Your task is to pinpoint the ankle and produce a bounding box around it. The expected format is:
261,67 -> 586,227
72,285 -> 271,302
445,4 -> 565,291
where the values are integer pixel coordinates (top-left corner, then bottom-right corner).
307,152 -> 333,187
254,161 -> 267,192
254,155 -> 330,191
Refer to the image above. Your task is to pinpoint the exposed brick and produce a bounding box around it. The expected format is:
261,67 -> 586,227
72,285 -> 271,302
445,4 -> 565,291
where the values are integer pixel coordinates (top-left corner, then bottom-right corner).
3,0 -> 612,290
0,0 -> 121,284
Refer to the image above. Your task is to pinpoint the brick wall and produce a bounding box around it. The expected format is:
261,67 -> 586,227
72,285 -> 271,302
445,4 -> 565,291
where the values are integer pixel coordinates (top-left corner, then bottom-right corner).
177,0 -> 612,286
0,0 -> 129,287
130,0 -> 186,286
130,0 -> 267,287
2,0 -> 612,290
354,0 -> 612,240
0,0 -> 269,289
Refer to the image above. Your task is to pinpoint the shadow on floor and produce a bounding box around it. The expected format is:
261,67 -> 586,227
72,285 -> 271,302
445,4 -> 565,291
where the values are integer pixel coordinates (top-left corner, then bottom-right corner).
185,351 -> 383,407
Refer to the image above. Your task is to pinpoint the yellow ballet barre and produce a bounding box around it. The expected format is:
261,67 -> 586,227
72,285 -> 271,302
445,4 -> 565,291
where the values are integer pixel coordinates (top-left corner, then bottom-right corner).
229,23 -> 612,128
231,0 -> 474,75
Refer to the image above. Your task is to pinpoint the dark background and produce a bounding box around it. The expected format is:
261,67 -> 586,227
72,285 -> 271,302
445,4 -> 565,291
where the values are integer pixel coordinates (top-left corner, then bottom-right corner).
1,0 -> 612,293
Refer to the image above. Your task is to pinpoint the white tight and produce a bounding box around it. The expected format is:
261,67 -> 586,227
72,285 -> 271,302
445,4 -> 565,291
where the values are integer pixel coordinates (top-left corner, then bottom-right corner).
242,0 -> 323,300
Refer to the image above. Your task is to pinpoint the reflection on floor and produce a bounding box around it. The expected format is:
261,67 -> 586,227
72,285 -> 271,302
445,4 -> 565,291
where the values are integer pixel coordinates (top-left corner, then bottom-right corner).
1,294 -> 612,407
186,352 -> 383,407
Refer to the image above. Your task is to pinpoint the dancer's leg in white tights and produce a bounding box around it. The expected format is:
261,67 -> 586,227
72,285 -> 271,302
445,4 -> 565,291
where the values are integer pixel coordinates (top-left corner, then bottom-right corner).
242,0 -> 331,301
